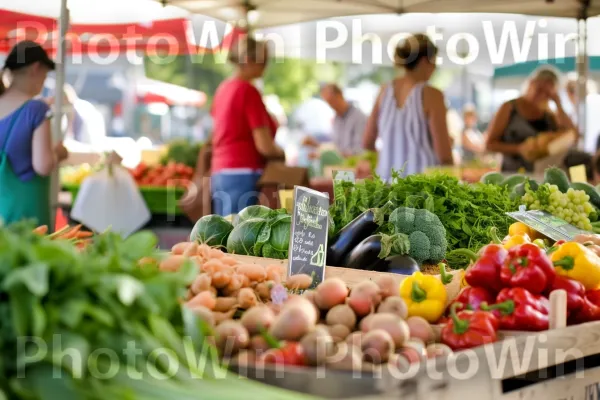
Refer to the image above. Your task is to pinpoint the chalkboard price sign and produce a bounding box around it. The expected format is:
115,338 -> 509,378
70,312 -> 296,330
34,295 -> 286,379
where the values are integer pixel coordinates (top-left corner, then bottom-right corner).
287,186 -> 330,288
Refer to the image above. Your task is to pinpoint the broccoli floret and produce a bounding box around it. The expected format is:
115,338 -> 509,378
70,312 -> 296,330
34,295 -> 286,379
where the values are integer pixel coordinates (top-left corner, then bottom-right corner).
262,243 -> 287,259
390,207 -> 447,264
408,231 -> 431,264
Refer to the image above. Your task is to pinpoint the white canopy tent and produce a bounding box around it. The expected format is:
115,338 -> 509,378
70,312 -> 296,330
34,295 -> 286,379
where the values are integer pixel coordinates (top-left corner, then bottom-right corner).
159,0 -> 600,28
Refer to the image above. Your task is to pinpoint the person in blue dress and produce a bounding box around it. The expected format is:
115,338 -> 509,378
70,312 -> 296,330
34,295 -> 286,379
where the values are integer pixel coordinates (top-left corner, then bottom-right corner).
0,41 -> 69,226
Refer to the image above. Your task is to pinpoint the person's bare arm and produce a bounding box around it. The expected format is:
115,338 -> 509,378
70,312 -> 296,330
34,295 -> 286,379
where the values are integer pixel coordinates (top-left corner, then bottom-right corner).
363,85 -> 386,151
550,92 -> 576,131
485,102 -> 521,155
31,119 -> 56,176
462,130 -> 486,153
423,86 -> 453,165
253,128 -> 285,160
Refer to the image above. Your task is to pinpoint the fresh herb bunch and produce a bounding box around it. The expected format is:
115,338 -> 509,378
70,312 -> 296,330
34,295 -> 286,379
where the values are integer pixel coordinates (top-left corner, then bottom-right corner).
0,222 -> 314,400
160,139 -> 203,169
330,171 -> 519,268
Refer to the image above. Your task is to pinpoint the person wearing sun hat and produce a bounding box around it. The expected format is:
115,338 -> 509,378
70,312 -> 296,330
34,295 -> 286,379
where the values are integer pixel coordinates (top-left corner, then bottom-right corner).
0,40 -> 69,226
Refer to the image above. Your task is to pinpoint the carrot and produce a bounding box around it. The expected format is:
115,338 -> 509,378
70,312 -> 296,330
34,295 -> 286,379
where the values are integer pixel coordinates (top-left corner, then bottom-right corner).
236,264 -> 267,283
214,297 -> 238,313
59,224 -> 82,240
213,309 -> 236,325
285,274 -> 314,291
32,225 -> 48,235
238,288 -> 259,309
183,242 -> 199,258
211,271 -> 232,289
266,264 -> 284,283
172,242 -> 192,255
221,256 -> 239,267
191,274 -> 212,294
47,224 -> 71,239
159,255 -> 187,272
202,259 -> 225,274
187,291 -> 217,310
222,274 -> 243,297
75,231 -> 93,239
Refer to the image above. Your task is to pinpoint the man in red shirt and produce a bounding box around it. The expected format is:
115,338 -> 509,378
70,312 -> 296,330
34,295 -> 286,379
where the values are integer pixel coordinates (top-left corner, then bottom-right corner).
210,37 -> 285,216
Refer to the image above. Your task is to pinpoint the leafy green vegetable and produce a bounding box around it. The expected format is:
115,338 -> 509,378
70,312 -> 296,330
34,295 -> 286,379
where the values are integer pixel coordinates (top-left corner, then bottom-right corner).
237,205 -> 275,224
256,214 -> 292,259
330,171 -> 519,268
159,139 -> 203,168
226,218 -> 268,256
190,214 -> 234,247
0,222 -> 315,400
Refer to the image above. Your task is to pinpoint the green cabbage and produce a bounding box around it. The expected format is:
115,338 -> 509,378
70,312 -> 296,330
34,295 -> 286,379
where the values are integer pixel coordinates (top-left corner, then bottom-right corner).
255,214 -> 291,259
237,205 -> 274,224
226,218 -> 268,256
189,214 -> 233,247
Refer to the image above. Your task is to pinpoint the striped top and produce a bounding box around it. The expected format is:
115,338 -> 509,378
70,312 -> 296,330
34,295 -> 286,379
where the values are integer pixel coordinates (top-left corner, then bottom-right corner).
375,82 -> 439,181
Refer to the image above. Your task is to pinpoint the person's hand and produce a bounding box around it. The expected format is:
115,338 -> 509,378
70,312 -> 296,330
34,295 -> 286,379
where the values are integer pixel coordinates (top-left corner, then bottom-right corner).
356,159 -> 373,179
301,136 -> 319,148
549,88 -> 562,106
54,142 -> 69,162
518,138 -> 539,162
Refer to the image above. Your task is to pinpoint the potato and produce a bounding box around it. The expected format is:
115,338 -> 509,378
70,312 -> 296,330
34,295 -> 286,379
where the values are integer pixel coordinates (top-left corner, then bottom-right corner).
314,278 -> 349,310
326,343 -> 362,371
328,324 -> 351,342
325,305 -> 357,330
367,313 -> 410,348
359,313 -> 376,332
361,329 -> 395,364
285,274 -> 314,291
345,331 -> 364,348
215,321 -> 249,355
240,305 -> 276,335
300,326 -> 335,366
283,296 -> 319,325
377,297 -> 408,319
269,305 -> 316,341
228,350 -> 256,367
214,297 -> 238,313
426,343 -> 452,359
397,339 -> 426,364
375,275 -> 399,299
407,316 -> 435,344
249,335 -> 271,354
349,281 -> 382,311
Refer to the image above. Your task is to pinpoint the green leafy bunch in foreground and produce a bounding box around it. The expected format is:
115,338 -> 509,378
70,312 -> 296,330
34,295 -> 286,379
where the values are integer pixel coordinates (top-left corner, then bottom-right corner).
331,171 -> 519,268
0,222 -> 315,400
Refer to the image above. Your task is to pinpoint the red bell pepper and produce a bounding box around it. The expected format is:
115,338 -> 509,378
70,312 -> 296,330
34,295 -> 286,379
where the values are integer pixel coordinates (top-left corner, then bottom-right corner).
500,243 -> 555,295
481,288 -> 549,331
258,342 -> 306,366
545,276 -> 585,316
570,289 -> 600,324
441,303 -> 499,351
458,244 -> 508,293
451,287 -> 496,313
258,328 -> 306,366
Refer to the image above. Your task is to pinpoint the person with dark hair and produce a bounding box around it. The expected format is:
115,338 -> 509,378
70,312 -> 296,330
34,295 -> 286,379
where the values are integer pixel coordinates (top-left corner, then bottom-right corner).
362,33 -> 453,180
0,41 -> 68,226
209,36 -> 284,216
485,66 -> 576,172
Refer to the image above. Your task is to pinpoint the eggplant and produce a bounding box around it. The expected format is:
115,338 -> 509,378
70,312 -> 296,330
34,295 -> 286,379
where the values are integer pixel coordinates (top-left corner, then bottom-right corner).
327,210 -> 379,266
344,234 -> 420,275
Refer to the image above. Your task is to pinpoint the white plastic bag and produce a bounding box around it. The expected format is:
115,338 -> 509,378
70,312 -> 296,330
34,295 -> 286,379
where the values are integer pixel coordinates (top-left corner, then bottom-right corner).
71,165 -> 150,237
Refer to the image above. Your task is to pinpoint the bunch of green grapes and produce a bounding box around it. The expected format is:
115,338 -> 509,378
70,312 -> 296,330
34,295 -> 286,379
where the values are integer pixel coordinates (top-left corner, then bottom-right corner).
522,184 -> 594,231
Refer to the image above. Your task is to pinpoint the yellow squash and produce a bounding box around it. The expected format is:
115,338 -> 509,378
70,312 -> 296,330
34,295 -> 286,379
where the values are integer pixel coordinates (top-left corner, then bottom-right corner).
551,242 -> 600,290
399,272 -> 447,323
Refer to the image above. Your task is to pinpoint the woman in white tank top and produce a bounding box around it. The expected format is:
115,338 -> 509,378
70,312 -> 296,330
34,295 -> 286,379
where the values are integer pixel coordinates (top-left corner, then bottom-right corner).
362,34 -> 454,181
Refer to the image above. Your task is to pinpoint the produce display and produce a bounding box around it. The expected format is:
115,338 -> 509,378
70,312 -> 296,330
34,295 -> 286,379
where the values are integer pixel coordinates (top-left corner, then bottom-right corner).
331,172 -> 518,269
164,241 -> 457,369
32,224 -> 94,249
482,167 -> 600,232
159,139 -> 203,168
0,223 -> 309,400
129,161 -> 194,187
60,163 -> 98,185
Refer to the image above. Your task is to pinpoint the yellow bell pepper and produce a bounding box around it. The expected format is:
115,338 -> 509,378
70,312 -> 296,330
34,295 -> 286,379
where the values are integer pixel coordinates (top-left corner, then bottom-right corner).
551,242 -> 600,290
508,222 -> 541,240
503,233 -> 531,250
399,271 -> 447,323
